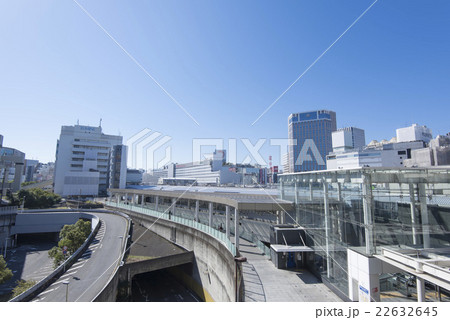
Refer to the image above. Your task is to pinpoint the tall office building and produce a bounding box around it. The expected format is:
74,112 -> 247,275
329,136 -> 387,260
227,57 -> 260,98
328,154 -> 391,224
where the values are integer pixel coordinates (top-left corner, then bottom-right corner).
109,145 -> 128,189
54,124 -> 124,197
288,110 -> 337,172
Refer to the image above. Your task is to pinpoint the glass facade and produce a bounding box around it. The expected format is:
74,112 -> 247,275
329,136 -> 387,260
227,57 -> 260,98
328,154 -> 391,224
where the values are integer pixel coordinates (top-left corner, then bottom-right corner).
279,168 -> 450,298
288,110 -> 337,172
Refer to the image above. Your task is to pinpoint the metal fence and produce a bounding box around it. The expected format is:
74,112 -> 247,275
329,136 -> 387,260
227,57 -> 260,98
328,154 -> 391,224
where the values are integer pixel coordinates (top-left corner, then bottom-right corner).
106,201 -> 236,256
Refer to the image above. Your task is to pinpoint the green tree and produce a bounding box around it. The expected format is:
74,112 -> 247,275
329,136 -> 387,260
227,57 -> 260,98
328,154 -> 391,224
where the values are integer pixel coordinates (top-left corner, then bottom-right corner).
48,219 -> 92,268
17,188 -> 61,209
48,246 -> 65,268
21,181 -> 37,187
0,256 -> 13,284
59,220 -> 91,254
12,279 -> 36,297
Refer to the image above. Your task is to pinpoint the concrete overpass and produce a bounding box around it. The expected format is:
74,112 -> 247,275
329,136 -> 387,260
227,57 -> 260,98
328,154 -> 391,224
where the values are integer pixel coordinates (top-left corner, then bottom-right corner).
7,210 -> 129,302
108,187 -> 293,252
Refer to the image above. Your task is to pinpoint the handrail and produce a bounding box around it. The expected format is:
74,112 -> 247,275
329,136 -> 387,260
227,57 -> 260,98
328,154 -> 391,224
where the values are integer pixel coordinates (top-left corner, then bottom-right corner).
105,201 -> 236,256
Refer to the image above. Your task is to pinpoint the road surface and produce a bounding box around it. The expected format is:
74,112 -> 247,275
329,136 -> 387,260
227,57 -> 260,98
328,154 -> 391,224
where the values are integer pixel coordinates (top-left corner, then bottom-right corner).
32,211 -> 128,302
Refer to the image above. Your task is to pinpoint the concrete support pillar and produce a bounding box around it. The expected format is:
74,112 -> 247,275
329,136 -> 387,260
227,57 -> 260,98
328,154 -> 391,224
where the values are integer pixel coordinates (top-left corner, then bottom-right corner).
294,181 -> 299,204
116,194 -> 119,204
337,182 -> 344,242
309,183 -> 313,201
171,198 -> 176,216
155,195 -> 159,211
294,181 -> 299,223
362,174 -> 375,255
127,268 -> 132,298
280,180 -> 285,200
277,210 -> 286,225
276,211 -> 280,224
234,208 -> 240,251
409,184 -> 418,245
125,193 -> 128,204
418,183 -> 430,248
225,205 -> 230,238
416,277 -> 425,302
141,195 -> 145,207
195,200 -> 199,222
131,194 -> 135,205
323,179 -> 331,278
208,202 -> 213,227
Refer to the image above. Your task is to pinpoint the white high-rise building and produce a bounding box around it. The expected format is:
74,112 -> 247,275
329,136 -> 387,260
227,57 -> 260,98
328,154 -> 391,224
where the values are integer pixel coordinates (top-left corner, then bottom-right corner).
332,127 -> 366,153
281,153 -> 290,173
396,124 -> 433,144
54,124 -> 124,197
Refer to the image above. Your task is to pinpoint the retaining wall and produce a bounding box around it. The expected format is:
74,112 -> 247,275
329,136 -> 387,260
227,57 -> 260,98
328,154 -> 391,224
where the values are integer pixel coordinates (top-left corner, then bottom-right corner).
110,206 -> 237,302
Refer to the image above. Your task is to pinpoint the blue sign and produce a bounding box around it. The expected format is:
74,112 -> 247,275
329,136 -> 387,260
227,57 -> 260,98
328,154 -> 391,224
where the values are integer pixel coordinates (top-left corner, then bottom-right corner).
359,285 -> 369,294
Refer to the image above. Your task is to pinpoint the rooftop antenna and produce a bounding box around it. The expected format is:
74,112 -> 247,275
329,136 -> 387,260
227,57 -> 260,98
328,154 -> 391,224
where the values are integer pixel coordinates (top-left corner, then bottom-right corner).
99,118 -> 102,127
77,119 -> 79,125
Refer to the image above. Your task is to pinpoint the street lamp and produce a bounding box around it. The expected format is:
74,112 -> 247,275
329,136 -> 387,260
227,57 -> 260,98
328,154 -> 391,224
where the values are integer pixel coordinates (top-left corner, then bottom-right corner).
234,256 -> 247,302
62,280 -> 70,302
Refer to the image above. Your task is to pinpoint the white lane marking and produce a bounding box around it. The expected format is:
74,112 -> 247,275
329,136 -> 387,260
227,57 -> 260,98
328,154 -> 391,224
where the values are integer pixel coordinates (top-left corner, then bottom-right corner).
68,264 -> 84,271
72,261 -> 85,267
33,296 -> 46,302
59,271 -> 77,279
52,276 -> 77,286
40,287 -> 59,295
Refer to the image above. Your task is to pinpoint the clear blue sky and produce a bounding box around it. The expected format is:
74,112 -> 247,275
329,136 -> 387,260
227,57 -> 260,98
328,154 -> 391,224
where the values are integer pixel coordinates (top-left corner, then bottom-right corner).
1,0 -> 449,166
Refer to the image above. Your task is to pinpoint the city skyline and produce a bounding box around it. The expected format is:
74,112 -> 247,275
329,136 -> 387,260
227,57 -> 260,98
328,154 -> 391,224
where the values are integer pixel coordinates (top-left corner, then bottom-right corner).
1,1 -> 449,165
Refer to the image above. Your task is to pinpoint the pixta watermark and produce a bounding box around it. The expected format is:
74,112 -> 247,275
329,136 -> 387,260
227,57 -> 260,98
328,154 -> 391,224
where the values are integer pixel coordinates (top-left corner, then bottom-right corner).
127,129 -> 325,171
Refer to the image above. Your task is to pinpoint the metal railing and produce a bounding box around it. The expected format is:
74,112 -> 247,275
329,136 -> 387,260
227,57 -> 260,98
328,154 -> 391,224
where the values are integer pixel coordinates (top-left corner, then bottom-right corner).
106,201 -> 236,256
0,206 -> 17,215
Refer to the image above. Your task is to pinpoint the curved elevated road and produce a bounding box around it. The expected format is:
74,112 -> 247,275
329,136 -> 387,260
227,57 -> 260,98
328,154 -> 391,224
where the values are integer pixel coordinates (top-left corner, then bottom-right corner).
32,211 -> 128,302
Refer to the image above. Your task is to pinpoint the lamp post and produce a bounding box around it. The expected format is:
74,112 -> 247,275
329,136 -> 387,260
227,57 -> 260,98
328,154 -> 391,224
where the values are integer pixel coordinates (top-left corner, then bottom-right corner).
62,280 -> 70,302
234,256 -> 247,302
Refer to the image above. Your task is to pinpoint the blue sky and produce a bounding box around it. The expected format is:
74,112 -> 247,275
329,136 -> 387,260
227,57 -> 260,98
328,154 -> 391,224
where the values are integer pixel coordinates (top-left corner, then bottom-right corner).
1,0 -> 449,166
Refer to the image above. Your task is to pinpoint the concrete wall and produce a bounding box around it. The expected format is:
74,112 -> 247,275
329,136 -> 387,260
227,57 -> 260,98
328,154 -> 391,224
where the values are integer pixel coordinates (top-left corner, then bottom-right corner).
119,209 -> 236,302
347,248 -> 402,302
120,252 -> 194,281
11,212 -> 96,235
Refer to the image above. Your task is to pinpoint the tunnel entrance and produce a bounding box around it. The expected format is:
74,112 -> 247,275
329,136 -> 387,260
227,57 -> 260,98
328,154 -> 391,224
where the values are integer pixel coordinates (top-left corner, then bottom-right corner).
131,269 -> 202,302
15,232 -> 58,246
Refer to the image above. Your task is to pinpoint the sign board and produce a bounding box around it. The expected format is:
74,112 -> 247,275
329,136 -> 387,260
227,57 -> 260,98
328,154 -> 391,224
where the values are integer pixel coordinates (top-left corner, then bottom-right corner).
359,284 -> 370,302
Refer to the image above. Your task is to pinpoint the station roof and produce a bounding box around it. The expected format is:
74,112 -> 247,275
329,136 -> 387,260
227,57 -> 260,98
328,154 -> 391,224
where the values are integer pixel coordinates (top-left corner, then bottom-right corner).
109,187 -> 293,212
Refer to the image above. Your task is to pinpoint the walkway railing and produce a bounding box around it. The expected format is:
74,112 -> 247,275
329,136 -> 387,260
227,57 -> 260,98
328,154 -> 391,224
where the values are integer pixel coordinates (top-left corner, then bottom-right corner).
106,201 -> 236,256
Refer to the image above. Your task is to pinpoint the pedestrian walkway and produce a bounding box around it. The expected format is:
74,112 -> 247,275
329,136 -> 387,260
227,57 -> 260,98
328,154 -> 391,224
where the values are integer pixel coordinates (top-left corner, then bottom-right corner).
233,237 -> 342,302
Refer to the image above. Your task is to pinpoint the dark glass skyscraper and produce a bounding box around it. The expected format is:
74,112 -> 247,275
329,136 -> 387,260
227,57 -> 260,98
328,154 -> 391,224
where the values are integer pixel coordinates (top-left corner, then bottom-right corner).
288,110 -> 337,172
